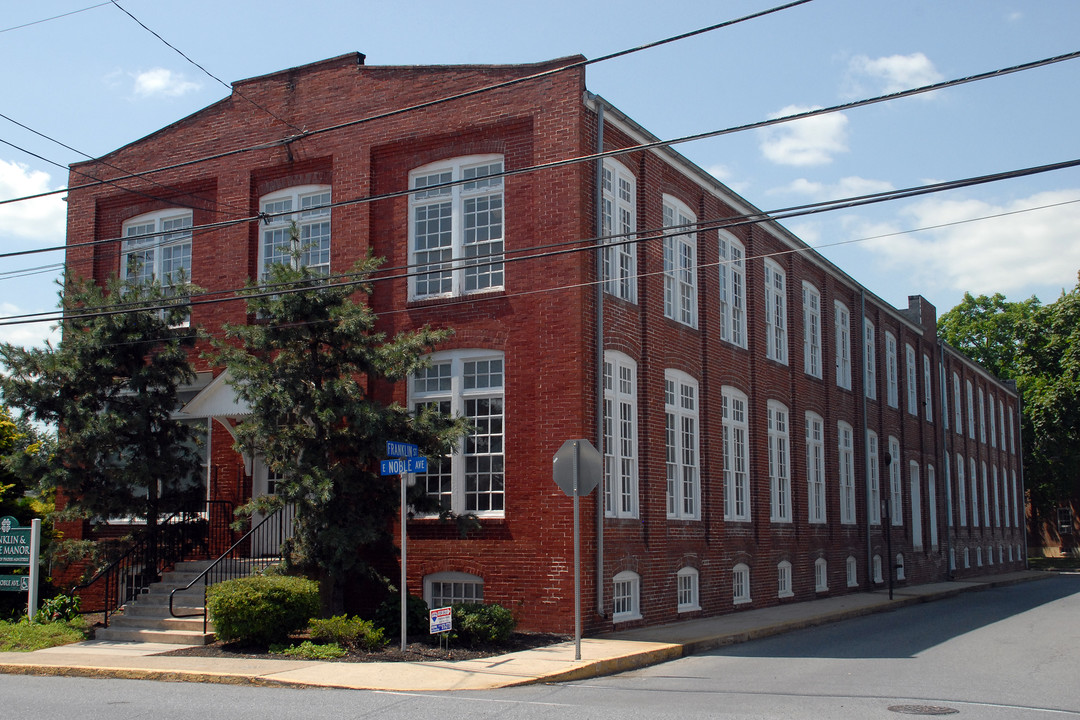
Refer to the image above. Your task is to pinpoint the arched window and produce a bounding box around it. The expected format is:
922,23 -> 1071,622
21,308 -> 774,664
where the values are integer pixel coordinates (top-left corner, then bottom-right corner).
733,563 -> 751,605
777,561 -> 793,598
613,571 -> 641,622
846,556 -> 858,587
677,567 -> 700,612
259,185 -> 331,277
814,558 -> 828,592
424,571 -> 483,610
718,232 -> 746,347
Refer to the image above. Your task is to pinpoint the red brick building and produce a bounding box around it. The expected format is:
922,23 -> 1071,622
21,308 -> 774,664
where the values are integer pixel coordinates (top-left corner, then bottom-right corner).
63,53 -> 1025,633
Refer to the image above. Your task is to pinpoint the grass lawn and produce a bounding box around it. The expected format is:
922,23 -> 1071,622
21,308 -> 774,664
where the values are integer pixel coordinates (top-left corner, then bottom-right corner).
0,619 -> 89,652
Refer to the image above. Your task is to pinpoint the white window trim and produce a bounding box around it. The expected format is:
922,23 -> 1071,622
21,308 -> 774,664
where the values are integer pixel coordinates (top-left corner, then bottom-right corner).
410,349 -> 505,517
846,556 -> 858,588
905,344 -> 918,416
662,195 -> 698,328
953,372 -> 963,434
970,457 -> 979,528
768,400 -> 792,523
978,387 -> 987,443
885,332 -> 898,408
928,464 -> 939,549
910,461 -> 923,549
923,354 -> 933,422
665,370 -> 700,520
723,386 -> 751,522
989,393 -> 997,448
121,208 -> 194,325
604,351 -> 638,519
764,259 -> 788,364
814,558 -> 828,592
733,563 -> 751,605
424,571 -> 484,610
956,453 -> 967,526
967,380 -> 976,439
806,412 -> 826,524
259,185 -> 332,277
838,421 -> 856,525
803,282 -> 822,378
864,319 -> 876,400
867,430 -> 881,525
889,436 -> 903,526
777,560 -> 794,598
718,232 -> 747,348
896,553 -> 906,580
601,159 -> 637,303
677,567 -> 700,613
612,570 -> 642,622
835,301 -> 852,389
409,154 -> 505,300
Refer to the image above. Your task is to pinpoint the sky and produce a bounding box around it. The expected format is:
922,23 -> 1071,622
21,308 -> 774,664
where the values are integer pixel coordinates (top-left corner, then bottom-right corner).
1,0 -> 1079,349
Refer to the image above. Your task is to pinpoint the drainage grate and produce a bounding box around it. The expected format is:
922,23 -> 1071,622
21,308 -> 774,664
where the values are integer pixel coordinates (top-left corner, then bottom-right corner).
888,705 -> 959,716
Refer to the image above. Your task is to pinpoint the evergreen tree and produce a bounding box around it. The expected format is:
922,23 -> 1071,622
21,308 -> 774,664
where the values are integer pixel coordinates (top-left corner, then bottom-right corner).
210,254 -> 470,611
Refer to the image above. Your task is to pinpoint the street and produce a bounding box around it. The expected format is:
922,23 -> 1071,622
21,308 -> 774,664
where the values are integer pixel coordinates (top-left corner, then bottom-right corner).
2,574 -> 1078,719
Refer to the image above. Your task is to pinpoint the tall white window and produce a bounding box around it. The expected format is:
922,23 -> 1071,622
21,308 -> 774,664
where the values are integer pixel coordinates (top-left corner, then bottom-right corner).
722,387 -> 750,522
970,457 -> 979,527
940,364 -> 949,429
1009,410 -> 1016,454
764,259 -> 788,364
260,186 -> 331,277
806,412 -> 826,524
410,155 -> 504,299
1012,469 -> 1020,526
733,563 -> 751,605
662,196 -> 697,327
905,344 -> 918,415
814,558 -> 828,592
846,556 -> 858,587
981,461 -> 990,527
601,159 -> 636,302
603,352 -> 638,518
966,380 -> 975,439
910,462 -> 923,549
1002,464 -> 1010,528
953,372 -> 963,434
956,453 -> 967,526
718,232 -> 746,347
665,371 -> 700,520
612,570 -> 641,622
864,320 -> 877,400
928,464 -> 939,549
768,401 -> 791,523
999,402 -> 1007,450
886,332 -> 898,408
992,465 -> 1001,527
989,394 -> 997,448
923,354 -> 933,422
873,555 -> 883,583
677,567 -> 700,612
777,561 -> 794,598
944,453 -> 953,528
803,282 -> 822,378
867,430 -> 881,525
838,422 -> 856,524
835,301 -> 852,389
411,350 -> 505,516
978,388 -> 987,443
889,436 -> 902,526
121,209 -> 194,323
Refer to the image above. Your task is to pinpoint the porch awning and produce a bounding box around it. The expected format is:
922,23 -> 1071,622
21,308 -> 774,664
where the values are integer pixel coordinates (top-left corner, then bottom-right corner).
179,369 -> 250,419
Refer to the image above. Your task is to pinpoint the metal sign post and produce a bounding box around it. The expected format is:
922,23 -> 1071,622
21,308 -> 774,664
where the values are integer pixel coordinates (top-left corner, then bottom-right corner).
553,439 -> 601,661
381,442 -> 426,653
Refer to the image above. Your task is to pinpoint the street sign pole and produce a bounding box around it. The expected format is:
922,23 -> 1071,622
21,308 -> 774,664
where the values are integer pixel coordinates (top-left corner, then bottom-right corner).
401,471 -> 407,653
573,440 -> 581,661
28,519 -> 40,622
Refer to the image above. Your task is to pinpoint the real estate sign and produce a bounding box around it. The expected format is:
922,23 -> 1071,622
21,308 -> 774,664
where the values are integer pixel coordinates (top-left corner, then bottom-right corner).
0,516 -> 32,567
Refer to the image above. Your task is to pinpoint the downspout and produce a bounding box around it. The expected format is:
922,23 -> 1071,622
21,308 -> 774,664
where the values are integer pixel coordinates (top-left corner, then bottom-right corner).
860,290 -> 873,589
1016,385 -> 1028,568
939,339 -> 953,579
591,93 -> 607,618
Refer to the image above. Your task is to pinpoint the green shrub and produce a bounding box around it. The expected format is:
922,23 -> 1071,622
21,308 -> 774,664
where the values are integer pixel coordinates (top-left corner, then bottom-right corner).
450,603 -> 515,646
270,640 -> 347,660
309,614 -> 387,652
206,575 -> 319,645
374,593 -> 429,638
35,594 -> 81,624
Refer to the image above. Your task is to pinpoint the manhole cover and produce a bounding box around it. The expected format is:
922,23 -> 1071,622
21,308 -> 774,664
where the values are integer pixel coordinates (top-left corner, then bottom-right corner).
888,705 -> 959,716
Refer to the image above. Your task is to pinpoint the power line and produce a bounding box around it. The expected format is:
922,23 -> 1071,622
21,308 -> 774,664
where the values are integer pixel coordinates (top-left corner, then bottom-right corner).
2,157 -> 1076,329
0,2 -> 110,34
107,0 -> 305,136
0,0 -> 815,208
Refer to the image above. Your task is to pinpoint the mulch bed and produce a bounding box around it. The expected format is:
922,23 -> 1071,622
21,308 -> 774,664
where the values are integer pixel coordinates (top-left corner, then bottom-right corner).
153,632 -> 568,663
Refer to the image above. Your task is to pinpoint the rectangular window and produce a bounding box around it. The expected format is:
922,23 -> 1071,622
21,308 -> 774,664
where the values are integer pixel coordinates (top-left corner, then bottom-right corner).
765,260 -> 788,364
910,462 -> 923,549
940,364 -> 949,429
677,568 -> 699,612
718,233 -> 746,347
970,457 -> 979,527
992,465 -> 1001,527
412,351 -> 505,516
999,402 -> 1007,450
260,187 -> 332,278
867,431 -> 881,525
978,388 -> 987,443
603,352 -> 638,518
956,454 -> 967,526
923,354 -> 933,422
430,580 -> 483,609
122,210 -> 194,324
835,301 -> 851,389
982,461 -> 990,527
768,401 -> 791,523
889,436 -> 902,526
601,160 -> 636,302
864,320 -> 876,400
723,388 -> 750,521
665,372 -> 700,519
410,156 -> 504,299
967,380 -> 975,439
806,413 -> 826,524
953,372 -> 963,434
886,333 -> 898,408
989,394 -> 997,448
662,197 -> 697,327
1009,409 -> 1015,454
839,422 -> 856,524
803,283 -> 822,378
1002,464 -> 1010,528
905,344 -> 918,415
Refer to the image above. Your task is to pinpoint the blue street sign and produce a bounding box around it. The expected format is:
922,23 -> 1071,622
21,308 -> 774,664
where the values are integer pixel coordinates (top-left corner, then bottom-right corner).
386,441 -> 419,458
406,456 -> 428,473
380,456 -> 428,475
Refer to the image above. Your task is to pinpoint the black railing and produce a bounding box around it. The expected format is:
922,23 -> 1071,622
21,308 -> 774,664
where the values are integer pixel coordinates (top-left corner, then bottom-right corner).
71,500 -> 234,627
169,504 -> 296,633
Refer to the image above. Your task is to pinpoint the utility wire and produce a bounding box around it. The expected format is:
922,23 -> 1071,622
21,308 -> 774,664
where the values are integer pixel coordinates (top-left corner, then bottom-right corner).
0,2 -> 110,34
0,0 -> 815,208
3,157 -> 1077,328
107,0 -> 305,136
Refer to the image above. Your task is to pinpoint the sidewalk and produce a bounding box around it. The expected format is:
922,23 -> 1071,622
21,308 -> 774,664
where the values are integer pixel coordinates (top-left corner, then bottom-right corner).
0,571 -> 1049,692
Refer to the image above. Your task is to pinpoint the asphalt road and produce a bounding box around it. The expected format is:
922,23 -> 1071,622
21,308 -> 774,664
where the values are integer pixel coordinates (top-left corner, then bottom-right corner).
3,573 -> 1078,719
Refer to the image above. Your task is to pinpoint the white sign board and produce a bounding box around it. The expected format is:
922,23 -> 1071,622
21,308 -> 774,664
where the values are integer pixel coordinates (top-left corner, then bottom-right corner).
429,606 -> 452,634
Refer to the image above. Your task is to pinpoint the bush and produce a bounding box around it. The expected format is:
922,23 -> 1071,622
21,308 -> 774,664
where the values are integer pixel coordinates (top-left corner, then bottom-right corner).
374,593 -> 429,638
309,614 -> 387,652
450,603 -> 515,647
35,594 -> 81,624
206,575 -> 319,645
270,640 -> 347,660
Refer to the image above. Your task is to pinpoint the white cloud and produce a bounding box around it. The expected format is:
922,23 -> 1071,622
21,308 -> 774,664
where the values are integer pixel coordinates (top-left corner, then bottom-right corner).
705,164 -> 750,194
759,106 -> 849,166
0,160 -> 66,244
0,302 -> 58,350
847,52 -> 944,95
770,176 -> 895,200
132,68 -> 200,98
858,190 -> 1080,297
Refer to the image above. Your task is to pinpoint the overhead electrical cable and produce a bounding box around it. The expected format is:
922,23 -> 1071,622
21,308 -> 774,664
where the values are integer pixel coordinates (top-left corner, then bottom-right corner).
0,2 -> 110,34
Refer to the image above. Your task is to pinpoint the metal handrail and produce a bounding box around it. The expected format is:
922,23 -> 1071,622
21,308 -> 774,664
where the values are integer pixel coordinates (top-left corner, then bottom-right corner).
70,501 -> 233,627
169,504 -> 295,633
